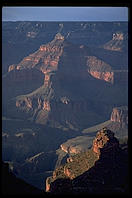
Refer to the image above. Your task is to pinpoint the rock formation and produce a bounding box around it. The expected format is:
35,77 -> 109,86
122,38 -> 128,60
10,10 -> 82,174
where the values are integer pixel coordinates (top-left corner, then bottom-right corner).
4,33 -> 128,130
86,56 -> 114,83
112,32 -> 124,41
7,33 -> 64,87
111,106 -> 128,128
6,32 -> 127,86
103,32 -> 127,52
92,128 -> 119,157
45,128 -> 123,193
8,64 -> 17,72
2,22 -> 128,194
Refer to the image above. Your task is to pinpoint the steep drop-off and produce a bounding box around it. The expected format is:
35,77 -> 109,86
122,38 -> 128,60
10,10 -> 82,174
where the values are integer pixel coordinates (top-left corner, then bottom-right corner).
3,33 -> 128,130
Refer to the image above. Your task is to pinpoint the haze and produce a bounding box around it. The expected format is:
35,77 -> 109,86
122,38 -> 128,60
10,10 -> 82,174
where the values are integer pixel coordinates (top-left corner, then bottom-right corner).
2,7 -> 128,21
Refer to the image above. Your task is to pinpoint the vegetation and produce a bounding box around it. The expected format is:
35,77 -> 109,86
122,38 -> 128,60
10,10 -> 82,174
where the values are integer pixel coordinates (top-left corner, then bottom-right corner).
53,149 -> 98,181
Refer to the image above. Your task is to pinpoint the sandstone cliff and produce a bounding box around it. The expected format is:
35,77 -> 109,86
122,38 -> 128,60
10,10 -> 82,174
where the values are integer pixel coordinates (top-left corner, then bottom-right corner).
92,128 -> 119,157
110,106 -> 128,128
103,32 -> 128,52
86,56 -> 113,83
7,33 -> 64,85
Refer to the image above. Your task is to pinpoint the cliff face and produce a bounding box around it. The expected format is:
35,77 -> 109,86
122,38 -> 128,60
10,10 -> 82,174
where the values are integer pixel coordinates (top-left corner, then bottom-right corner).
46,128 -> 128,194
16,33 -> 64,75
92,128 -> 119,157
3,32 -> 128,131
86,56 -> 114,83
89,71 -> 114,83
111,106 -> 128,127
103,32 -> 128,52
3,33 -> 128,130
2,22 -> 128,77
7,33 -> 64,85
15,97 -> 51,112
2,34 -> 104,128
7,32 -> 127,86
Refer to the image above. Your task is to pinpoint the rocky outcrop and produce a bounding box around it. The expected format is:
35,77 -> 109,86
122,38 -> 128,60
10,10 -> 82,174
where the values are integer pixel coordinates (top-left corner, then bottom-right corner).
8,64 -> 17,72
46,177 -> 53,192
103,32 -> 127,52
43,100 -> 51,111
111,106 -> 128,127
86,56 -> 114,83
7,33 -> 64,86
92,128 -> 119,157
16,97 -> 51,113
45,128 -> 121,192
86,55 -> 128,85
89,71 -> 114,83
14,33 -> 64,77
112,32 -> 124,41
44,74 -> 50,87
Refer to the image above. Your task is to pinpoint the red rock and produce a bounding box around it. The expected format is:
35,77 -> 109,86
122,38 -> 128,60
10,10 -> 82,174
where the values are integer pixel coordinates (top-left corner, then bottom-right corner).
50,60 -> 58,67
111,106 -> 128,127
43,101 -> 50,111
40,46 -> 47,51
89,71 -> 114,83
8,64 -> 16,72
92,128 -> 119,157
64,166 -> 75,179
112,32 -> 124,41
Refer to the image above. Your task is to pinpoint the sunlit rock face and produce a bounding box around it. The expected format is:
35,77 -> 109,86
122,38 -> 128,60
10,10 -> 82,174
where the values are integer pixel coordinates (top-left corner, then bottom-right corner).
7,33 -> 64,85
110,106 -> 128,128
112,32 -> 124,41
86,56 -> 114,83
103,32 -> 127,52
45,128 -> 122,193
89,71 -> 114,83
8,64 -> 17,72
92,128 -> 119,157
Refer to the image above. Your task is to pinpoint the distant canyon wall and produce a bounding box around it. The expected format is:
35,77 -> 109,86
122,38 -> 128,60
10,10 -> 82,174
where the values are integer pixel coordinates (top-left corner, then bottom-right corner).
111,106 -> 128,127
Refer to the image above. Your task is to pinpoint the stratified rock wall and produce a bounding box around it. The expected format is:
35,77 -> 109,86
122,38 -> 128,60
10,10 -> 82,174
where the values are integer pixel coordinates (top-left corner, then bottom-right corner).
111,106 -> 128,127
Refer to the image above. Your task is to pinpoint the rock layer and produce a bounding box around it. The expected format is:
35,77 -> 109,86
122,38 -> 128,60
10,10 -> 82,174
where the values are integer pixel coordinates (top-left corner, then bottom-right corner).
111,106 -> 128,127
92,128 -> 119,157
4,33 -> 128,130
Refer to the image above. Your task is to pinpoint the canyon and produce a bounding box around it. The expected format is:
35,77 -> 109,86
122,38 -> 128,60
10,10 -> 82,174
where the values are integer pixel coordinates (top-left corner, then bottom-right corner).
3,32 -> 128,131
2,22 -> 128,194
